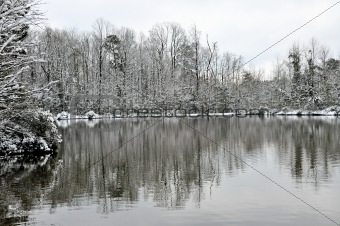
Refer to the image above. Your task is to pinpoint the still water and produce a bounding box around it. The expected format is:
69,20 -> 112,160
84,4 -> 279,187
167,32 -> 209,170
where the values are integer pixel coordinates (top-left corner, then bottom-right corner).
1,117 -> 340,226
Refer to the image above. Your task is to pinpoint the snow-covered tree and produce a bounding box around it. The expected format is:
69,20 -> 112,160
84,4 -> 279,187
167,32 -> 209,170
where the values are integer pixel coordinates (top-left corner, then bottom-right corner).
0,0 -> 60,156
1,0 -> 35,107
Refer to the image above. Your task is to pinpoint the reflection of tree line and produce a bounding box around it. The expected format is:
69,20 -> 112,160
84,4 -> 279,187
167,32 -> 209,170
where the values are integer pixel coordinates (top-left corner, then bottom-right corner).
1,117 -> 340,223
289,118 -> 340,185
52,118 -> 340,209
0,154 -> 61,225
49,118 -> 246,212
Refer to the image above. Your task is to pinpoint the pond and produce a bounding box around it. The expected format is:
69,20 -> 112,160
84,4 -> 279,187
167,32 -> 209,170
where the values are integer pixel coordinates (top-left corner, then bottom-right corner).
1,117 -> 340,226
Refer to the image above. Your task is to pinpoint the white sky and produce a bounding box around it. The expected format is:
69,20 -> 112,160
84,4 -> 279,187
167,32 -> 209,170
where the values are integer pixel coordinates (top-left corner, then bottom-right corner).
39,0 -> 340,78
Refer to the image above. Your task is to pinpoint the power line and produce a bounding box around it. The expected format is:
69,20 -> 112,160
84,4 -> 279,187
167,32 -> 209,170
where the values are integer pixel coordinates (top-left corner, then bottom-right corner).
201,0 -> 340,100
178,117 -> 340,226
20,1 -> 340,225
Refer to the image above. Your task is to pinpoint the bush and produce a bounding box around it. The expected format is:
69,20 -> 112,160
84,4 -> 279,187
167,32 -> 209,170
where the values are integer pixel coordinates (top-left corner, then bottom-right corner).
0,110 -> 61,156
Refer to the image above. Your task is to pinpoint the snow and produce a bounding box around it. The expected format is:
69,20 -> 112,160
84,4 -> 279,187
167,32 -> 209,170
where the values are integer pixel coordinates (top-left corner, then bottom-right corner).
313,106 -> 340,116
85,110 -> 100,119
38,138 -> 50,151
56,111 -> 70,120
274,106 -> 340,116
0,110 -> 61,156
55,106 -> 340,122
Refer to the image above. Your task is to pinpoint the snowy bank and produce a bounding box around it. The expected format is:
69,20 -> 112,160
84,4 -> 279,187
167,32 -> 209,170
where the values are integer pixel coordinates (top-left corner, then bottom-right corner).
56,110 -> 103,120
274,106 -> 340,116
55,106 -> 340,121
0,110 -> 61,157
55,111 -> 236,120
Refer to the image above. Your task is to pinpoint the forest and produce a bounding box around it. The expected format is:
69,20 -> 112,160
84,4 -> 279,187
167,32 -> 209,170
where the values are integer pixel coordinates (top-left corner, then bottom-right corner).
1,0 -> 340,154
2,2 -> 340,114
27,23 -> 340,113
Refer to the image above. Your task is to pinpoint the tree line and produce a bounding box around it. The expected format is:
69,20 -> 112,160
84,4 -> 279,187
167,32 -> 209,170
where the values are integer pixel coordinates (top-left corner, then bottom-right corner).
1,0 -> 340,115
20,20 -> 337,114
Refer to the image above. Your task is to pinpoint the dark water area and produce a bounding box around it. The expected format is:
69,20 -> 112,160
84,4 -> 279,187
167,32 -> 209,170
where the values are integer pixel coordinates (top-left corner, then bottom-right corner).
1,117 -> 340,225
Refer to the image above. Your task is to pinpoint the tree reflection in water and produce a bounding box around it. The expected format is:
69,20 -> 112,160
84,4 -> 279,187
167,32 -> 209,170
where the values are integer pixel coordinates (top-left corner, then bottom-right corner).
1,117 -> 340,225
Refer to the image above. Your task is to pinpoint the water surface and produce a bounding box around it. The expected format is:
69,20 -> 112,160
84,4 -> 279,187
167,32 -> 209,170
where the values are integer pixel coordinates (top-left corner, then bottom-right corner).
1,117 -> 340,225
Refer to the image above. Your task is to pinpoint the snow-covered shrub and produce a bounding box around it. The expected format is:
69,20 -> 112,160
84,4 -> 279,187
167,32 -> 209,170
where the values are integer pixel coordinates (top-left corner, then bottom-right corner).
0,110 -> 61,156
0,1 -> 61,157
56,111 -> 69,120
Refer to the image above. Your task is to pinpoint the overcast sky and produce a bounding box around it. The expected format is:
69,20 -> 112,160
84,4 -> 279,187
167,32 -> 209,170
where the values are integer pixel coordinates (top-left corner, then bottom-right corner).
39,0 -> 340,78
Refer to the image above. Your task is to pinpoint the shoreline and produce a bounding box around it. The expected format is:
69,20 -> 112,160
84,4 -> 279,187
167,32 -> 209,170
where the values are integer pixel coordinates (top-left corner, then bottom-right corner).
56,108 -> 340,120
